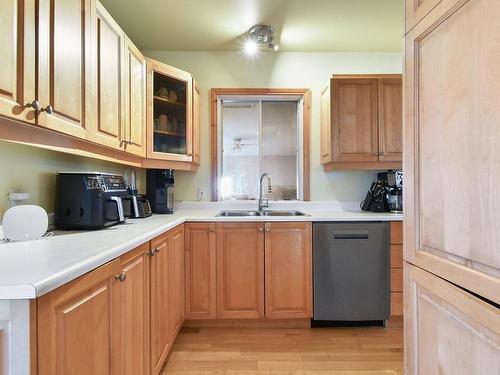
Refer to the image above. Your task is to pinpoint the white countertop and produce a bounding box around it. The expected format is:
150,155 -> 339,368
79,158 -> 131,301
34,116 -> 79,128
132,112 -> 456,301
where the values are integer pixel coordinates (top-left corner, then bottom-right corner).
0,203 -> 402,300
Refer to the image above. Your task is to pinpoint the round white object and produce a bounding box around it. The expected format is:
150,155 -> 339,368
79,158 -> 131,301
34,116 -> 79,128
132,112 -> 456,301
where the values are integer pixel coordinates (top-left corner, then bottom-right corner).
2,205 -> 48,241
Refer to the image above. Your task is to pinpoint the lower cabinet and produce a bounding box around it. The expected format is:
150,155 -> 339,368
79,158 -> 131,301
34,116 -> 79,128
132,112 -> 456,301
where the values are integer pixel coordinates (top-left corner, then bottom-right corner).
168,225 -> 185,340
405,262 -> 500,374
216,222 -> 265,319
264,222 -> 312,319
185,222 -> 217,319
150,231 -> 170,375
37,259 -> 122,375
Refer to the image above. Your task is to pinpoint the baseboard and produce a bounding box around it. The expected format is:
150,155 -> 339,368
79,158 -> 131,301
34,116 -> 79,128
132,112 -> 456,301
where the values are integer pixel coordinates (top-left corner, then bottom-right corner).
183,318 -> 311,329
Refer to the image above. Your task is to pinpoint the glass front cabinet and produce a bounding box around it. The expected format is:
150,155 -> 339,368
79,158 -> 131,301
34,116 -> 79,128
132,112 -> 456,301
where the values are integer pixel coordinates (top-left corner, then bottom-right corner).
146,58 -> 197,165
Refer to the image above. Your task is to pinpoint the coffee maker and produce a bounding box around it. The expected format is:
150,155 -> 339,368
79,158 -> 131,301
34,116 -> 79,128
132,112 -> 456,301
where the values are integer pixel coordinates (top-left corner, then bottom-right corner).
146,169 -> 175,214
361,170 -> 403,213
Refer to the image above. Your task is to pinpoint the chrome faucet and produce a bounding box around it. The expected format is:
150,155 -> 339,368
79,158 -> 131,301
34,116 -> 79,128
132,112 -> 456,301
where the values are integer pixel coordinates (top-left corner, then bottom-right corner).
258,173 -> 272,211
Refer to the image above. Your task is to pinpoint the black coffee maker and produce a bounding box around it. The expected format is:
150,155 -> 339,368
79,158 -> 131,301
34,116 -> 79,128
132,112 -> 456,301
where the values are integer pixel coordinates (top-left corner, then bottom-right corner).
146,169 -> 175,214
361,170 -> 403,213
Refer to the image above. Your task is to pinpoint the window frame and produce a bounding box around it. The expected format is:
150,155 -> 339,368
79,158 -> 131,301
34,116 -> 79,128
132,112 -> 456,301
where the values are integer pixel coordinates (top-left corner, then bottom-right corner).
210,88 -> 311,201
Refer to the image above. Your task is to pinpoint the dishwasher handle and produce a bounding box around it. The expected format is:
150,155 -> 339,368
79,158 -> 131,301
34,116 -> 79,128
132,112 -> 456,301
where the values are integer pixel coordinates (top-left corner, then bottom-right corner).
333,229 -> 369,240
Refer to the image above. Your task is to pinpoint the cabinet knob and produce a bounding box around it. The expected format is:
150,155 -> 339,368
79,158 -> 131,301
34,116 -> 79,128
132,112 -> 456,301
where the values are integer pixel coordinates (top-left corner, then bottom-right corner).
209,227 -> 215,233
154,247 -> 161,253
259,227 -> 264,232
26,100 -> 40,111
116,271 -> 127,282
147,249 -> 156,257
128,140 -> 133,145
265,228 -> 270,233
40,105 -> 53,114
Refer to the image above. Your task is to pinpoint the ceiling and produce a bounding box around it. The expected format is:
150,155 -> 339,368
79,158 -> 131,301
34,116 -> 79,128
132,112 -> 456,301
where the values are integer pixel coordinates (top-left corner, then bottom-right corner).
99,0 -> 403,52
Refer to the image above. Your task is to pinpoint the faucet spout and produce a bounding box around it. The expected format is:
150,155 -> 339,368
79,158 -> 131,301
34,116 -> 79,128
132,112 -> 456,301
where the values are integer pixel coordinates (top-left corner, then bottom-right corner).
258,173 -> 272,211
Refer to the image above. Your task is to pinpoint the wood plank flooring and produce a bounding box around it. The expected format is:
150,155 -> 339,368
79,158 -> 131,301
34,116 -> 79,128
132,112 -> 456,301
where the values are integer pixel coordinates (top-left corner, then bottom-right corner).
163,319 -> 403,375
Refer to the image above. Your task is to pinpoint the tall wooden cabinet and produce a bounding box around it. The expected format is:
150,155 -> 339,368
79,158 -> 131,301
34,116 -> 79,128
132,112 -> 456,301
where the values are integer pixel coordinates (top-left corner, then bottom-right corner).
264,222 -> 312,319
185,223 -> 217,319
404,0 -> 500,373
0,0 -> 36,124
216,222 -> 265,319
320,74 -> 402,171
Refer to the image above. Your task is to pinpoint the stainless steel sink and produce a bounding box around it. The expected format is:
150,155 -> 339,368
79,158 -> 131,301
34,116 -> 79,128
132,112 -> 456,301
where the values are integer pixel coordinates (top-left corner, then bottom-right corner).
216,210 -> 308,217
216,210 -> 261,217
261,210 -> 308,216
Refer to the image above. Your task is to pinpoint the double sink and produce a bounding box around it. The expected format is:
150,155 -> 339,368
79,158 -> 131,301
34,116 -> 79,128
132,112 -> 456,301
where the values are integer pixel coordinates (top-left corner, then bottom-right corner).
217,210 -> 308,217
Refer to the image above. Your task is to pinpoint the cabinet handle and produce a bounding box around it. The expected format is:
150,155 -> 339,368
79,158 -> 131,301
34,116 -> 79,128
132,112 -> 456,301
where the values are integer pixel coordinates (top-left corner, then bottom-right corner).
259,227 -> 264,232
147,249 -> 156,257
209,227 -> 215,233
265,228 -> 270,233
128,140 -> 133,145
40,105 -> 53,114
26,100 -> 40,111
154,248 -> 161,253
116,271 -> 127,282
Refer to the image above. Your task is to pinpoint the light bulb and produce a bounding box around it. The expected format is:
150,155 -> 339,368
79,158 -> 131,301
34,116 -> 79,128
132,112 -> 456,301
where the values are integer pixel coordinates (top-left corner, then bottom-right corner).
244,40 -> 258,55
272,44 -> 279,52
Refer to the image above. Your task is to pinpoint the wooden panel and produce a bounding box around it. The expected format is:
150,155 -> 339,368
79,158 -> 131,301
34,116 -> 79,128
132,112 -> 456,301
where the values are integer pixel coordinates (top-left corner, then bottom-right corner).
0,0 -> 36,124
168,225 -> 185,341
390,291 -> 403,316
37,259 -> 120,375
114,244 -> 150,375
378,78 -> 402,162
404,0 -> 500,303
150,233 -> 170,375
185,222 -> 217,320
390,244 -> 404,269
216,222 -> 265,319
320,82 -> 332,164
192,82 -> 201,164
264,222 -> 312,319
390,269 -> 403,292
406,0 -> 442,32
331,78 -> 379,162
93,2 -> 123,149
37,0 -> 94,138
124,37 -> 146,157
405,262 -> 500,374
390,221 -> 403,244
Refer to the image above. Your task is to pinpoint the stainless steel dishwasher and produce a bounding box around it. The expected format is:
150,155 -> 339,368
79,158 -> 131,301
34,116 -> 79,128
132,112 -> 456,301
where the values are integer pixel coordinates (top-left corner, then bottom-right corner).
313,222 -> 390,324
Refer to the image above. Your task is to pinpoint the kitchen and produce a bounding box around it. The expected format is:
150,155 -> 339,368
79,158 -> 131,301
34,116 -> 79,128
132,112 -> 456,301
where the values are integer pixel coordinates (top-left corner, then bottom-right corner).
0,1 -> 498,375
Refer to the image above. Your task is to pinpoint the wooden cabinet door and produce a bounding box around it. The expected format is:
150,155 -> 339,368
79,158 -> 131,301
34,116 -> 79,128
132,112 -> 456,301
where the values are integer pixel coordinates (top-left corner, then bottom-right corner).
93,2 -> 124,150
405,263 -> 500,374
0,0 -> 36,123
37,0 -> 94,139
150,233 -> 170,375
320,82 -> 332,164
216,222 -> 265,319
264,222 -> 312,319
185,222 -> 217,319
378,78 -> 402,162
192,82 -> 201,164
405,0 -> 442,32
124,37 -> 146,157
168,225 -> 185,340
37,259 -> 121,375
404,0 -> 500,304
114,244 -> 150,375
331,78 -> 379,163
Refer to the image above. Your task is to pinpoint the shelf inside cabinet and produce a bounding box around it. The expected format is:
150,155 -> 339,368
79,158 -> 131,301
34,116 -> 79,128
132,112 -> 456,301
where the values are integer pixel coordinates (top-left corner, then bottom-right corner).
154,129 -> 185,137
153,95 -> 186,108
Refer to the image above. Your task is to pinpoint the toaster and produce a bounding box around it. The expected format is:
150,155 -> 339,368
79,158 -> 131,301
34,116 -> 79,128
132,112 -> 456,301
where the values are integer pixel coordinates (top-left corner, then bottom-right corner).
122,193 -> 152,219
54,172 -> 127,230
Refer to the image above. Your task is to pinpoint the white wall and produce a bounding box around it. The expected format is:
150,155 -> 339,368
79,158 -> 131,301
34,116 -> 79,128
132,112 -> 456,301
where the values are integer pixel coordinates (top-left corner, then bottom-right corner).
145,51 -> 402,202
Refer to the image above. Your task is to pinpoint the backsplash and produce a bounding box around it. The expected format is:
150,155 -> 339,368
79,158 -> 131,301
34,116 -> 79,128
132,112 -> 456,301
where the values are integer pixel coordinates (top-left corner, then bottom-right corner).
0,141 -> 145,218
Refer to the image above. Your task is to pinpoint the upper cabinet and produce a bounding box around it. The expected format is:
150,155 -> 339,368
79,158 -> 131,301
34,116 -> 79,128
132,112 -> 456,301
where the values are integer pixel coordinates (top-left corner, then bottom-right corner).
37,0 -> 95,139
0,0 -> 36,124
146,58 -> 194,163
320,74 -> 402,171
0,0 -> 199,170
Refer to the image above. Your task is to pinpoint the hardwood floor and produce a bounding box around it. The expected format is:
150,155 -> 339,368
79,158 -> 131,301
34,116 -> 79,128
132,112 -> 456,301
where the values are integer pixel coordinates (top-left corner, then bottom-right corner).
163,319 -> 403,375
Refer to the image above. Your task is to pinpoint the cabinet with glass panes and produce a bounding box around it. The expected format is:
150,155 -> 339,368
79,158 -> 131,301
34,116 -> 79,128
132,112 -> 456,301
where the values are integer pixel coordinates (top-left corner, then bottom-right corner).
146,58 -> 193,162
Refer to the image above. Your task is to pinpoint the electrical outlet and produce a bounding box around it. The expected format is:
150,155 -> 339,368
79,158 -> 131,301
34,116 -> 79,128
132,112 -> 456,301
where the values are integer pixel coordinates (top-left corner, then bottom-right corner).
198,186 -> 207,201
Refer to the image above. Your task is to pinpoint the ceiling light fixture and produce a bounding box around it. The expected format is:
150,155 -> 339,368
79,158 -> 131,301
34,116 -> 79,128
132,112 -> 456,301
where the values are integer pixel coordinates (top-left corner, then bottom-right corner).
244,24 -> 279,54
